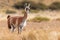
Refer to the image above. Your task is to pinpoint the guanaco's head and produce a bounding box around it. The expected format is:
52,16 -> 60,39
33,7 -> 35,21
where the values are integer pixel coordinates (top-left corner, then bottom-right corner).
25,3 -> 30,14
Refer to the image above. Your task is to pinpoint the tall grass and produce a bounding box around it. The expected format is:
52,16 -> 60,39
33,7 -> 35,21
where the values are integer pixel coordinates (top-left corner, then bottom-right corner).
0,26 -> 59,40
21,29 -> 48,40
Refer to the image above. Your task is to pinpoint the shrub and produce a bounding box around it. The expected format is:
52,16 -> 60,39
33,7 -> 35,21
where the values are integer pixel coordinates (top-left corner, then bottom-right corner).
13,1 -> 47,10
49,2 -> 60,10
56,18 -> 60,20
6,10 -> 16,14
30,17 -> 50,22
13,1 -> 30,9
13,2 -> 23,9
30,10 -> 39,13
31,3 -> 48,10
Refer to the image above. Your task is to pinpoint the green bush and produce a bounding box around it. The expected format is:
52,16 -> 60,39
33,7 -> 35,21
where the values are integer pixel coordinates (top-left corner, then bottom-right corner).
6,10 -> 16,14
30,10 -> 39,13
49,2 -> 60,10
30,17 -> 50,22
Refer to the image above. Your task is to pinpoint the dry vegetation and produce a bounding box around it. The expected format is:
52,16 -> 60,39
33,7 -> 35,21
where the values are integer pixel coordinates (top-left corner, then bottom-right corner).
0,21 -> 60,40
0,15 -> 60,40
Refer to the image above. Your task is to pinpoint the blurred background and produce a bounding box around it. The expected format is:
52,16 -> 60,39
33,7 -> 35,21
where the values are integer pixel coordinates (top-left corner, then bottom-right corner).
0,0 -> 60,14
0,0 -> 60,21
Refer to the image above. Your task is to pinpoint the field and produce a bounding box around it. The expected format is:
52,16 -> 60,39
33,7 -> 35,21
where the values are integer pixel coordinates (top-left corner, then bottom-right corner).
0,10 -> 60,40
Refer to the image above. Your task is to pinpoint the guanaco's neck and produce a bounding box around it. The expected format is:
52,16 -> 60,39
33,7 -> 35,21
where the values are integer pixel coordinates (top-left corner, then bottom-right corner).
23,11 -> 28,20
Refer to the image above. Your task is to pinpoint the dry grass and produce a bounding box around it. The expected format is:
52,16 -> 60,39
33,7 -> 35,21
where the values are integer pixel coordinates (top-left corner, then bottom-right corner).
21,29 -> 60,40
22,29 -> 46,40
0,10 -> 60,40
0,29 -> 60,40
0,21 -> 60,40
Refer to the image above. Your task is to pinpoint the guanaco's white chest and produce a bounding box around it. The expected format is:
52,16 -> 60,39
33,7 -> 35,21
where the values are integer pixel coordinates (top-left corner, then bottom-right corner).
20,20 -> 26,27
23,20 -> 26,27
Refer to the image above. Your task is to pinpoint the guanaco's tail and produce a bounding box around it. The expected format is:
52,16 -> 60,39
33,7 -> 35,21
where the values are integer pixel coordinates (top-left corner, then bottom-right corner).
7,15 -> 11,29
7,15 -> 10,19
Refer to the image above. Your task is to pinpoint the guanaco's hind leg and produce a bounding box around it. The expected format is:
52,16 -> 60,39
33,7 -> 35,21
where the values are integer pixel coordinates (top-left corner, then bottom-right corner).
10,24 -> 15,32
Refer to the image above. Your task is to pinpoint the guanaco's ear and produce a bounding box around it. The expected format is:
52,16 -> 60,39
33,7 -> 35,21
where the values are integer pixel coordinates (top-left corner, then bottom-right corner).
7,15 -> 10,19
